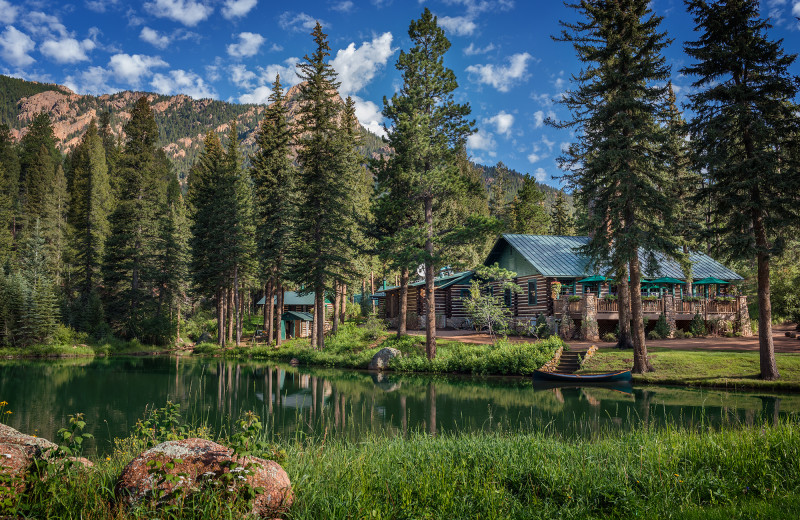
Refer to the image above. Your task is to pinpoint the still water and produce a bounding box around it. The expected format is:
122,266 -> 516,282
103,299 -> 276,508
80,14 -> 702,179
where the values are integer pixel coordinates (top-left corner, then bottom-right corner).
0,355 -> 796,455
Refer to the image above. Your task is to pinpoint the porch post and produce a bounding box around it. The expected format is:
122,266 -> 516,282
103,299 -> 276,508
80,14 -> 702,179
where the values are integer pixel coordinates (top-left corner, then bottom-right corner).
581,293 -> 599,341
663,293 -> 677,338
737,295 -> 752,337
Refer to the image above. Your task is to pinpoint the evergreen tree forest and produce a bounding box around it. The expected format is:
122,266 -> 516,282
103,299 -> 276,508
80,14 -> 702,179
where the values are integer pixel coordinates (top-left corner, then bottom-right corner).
0,4 -> 797,382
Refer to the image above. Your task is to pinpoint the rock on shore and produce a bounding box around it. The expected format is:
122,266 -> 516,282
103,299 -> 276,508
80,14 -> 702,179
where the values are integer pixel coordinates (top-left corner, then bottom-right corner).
116,438 -> 292,517
368,347 -> 401,371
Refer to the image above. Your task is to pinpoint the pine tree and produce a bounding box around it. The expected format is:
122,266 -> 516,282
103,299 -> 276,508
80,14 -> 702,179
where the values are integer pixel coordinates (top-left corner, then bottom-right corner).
549,191 -> 574,235
510,174 -> 549,234
384,9 -> 479,359
290,23 -> 358,349
155,177 -> 190,343
0,164 -> 13,267
555,0 -> 681,373
188,132 -> 230,345
18,219 -> 58,346
250,75 -> 296,344
69,120 -> 112,298
103,97 -> 168,340
489,162 -> 512,229
664,82 -> 702,297
682,0 -> 800,380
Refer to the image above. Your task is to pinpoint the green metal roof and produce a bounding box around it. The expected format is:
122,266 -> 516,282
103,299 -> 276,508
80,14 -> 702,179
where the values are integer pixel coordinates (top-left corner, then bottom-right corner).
486,235 -> 743,281
578,275 -> 606,283
383,271 -> 474,292
649,277 -> 685,284
282,311 -> 314,321
256,291 -> 329,306
694,277 -> 730,285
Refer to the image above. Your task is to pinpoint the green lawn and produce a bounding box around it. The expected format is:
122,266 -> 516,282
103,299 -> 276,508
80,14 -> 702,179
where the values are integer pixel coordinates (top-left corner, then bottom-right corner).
579,347 -> 800,391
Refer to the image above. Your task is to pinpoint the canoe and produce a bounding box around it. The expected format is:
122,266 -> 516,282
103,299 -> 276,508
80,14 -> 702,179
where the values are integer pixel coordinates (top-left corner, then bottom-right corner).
533,369 -> 632,383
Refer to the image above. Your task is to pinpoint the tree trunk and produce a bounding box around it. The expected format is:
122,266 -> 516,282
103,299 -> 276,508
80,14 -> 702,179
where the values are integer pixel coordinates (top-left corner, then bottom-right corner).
616,265 -> 633,349
398,267 -> 409,337
755,222 -> 778,380
424,196 -> 436,360
176,297 -> 182,344
266,279 -> 275,343
233,267 -> 241,346
332,280 -> 341,335
310,295 -> 318,348
683,245 -> 694,298
217,288 -> 225,347
315,287 -> 325,349
340,284 -> 347,323
226,287 -> 234,344
276,281 -> 284,346
629,257 -> 653,373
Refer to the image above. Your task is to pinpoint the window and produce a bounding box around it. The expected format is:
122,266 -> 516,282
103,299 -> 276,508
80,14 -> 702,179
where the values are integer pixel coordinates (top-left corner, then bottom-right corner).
558,279 -> 576,296
528,280 -> 537,305
460,288 -> 470,300
504,288 -> 512,308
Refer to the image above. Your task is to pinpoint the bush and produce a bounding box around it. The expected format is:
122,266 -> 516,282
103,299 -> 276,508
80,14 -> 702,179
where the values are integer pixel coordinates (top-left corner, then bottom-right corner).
363,315 -> 387,341
684,331 -> 694,339
602,294 -> 618,301
647,330 -> 661,340
653,313 -> 670,338
568,295 -> 582,302
389,336 -> 564,376
690,313 -> 706,336
673,329 -> 686,339
602,332 -> 617,343
193,342 -> 221,355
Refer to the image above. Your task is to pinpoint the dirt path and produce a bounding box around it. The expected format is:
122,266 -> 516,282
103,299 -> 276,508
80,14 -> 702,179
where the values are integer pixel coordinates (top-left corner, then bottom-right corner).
409,323 -> 800,352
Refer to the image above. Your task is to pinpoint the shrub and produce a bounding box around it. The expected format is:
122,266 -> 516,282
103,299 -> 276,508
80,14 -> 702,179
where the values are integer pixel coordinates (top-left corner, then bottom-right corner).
653,313 -> 671,338
690,313 -> 706,336
647,330 -> 661,340
363,315 -> 387,341
673,329 -> 686,339
193,342 -> 221,355
602,294 -> 618,301
684,331 -> 694,339
602,332 -> 617,343
568,295 -> 582,302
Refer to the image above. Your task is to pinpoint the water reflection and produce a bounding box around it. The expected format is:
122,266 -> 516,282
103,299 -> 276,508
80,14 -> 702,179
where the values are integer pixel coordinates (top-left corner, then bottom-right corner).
0,356 -> 795,455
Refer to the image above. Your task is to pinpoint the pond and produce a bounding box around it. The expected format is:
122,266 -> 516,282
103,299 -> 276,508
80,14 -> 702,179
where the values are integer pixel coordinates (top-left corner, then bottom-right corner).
1,355 -> 797,455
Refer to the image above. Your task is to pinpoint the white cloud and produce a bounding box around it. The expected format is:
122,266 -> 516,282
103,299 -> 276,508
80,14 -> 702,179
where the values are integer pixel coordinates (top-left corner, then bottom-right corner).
541,134 -> 555,151
108,53 -> 168,85
351,95 -> 385,137
464,42 -> 495,56
144,0 -> 213,27
467,129 -> 496,154
560,142 -> 571,153
279,12 -> 320,32
229,63 -> 256,88
261,57 -> 301,87
438,15 -> 477,36
0,26 -> 35,68
140,27 -> 171,49
527,153 -> 541,163
486,111 -> 513,137
466,52 -> 532,92
227,32 -> 265,58
331,1 -> 354,12
238,85 -> 272,104
533,110 -> 544,128
0,0 -> 19,24
331,32 -> 394,95
86,0 -> 120,12
151,69 -> 217,99
534,167 -> 547,182
793,1 -> 800,16
222,0 -> 257,19
40,38 -> 95,64
22,11 -> 68,40
64,66 -> 118,95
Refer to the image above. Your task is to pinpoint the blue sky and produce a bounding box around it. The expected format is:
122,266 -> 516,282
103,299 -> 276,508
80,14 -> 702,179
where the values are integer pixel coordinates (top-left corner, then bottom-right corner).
0,0 -> 798,188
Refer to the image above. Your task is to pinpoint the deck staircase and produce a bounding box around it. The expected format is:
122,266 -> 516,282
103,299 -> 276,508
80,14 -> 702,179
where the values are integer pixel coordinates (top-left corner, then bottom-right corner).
555,348 -> 590,374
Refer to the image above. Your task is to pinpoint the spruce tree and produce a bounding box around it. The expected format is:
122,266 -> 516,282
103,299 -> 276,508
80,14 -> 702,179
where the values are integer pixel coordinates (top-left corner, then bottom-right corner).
188,132 -> 230,346
18,218 -> 58,346
250,75 -> 296,344
155,177 -> 190,343
555,0 -> 680,373
549,191 -> 574,235
69,121 -> 112,298
510,174 -> 549,234
291,23 -> 357,349
682,0 -> 800,380
384,9 -> 477,359
0,164 -> 12,267
103,97 -> 168,339
489,162 -> 512,229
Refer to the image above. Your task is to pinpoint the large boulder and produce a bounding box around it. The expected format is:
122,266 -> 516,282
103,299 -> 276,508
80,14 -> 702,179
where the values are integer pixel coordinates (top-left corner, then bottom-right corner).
368,347 -> 401,371
116,438 -> 292,517
0,424 -> 58,492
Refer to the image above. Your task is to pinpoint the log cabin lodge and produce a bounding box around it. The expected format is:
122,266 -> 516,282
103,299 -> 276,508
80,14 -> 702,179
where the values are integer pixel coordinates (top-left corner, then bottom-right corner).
376,234 -> 750,339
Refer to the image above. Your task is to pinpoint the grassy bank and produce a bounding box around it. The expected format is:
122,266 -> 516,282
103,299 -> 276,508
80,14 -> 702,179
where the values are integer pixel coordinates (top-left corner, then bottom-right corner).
580,347 -> 800,391
199,322 -> 563,376
4,410 -> 800,519
0,337 -> 168,359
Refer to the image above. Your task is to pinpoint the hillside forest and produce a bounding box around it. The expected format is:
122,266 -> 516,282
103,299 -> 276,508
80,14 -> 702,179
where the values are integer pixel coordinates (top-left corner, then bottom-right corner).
0,5 -> 798,377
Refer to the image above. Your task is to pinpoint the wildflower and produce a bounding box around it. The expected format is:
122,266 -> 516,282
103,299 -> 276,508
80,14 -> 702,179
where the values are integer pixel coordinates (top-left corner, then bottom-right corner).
674,474 -> 679,477
106,457 -> 111,461
0,401 -> 7,406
